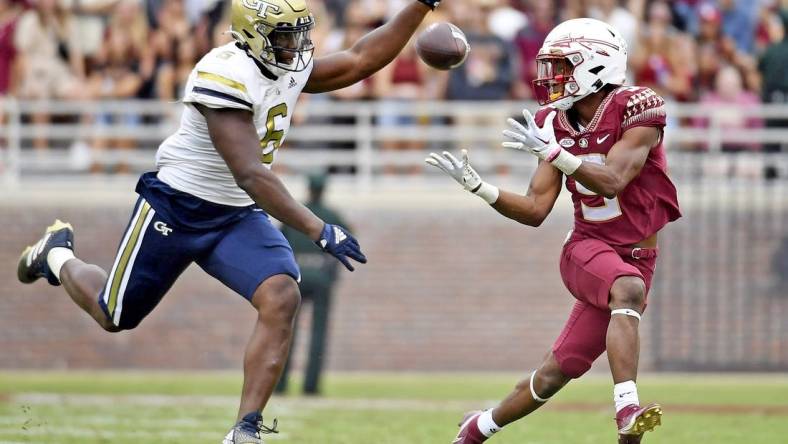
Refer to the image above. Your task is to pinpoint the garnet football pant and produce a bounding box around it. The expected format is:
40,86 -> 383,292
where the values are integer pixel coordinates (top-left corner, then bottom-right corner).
552,237 -> 657,378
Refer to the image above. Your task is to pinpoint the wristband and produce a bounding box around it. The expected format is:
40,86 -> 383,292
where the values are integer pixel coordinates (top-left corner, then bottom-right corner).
549,149 -> 582,175
416,0 -> 440,10
472,181 -> 499,205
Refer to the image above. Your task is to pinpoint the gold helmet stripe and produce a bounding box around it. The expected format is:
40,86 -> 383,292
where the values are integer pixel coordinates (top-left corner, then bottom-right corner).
197,71 -> 248,93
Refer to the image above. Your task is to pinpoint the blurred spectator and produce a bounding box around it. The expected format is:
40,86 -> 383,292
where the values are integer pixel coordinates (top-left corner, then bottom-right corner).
318,0 -> 373,159
693,65 -> 763,152
696,3 -> 739,63
755,1 -> 785,53
759,8 -> 788,152
671,0 -> 702,32
719,0 -> 757,54
446,0 -> 518,172
14,0 -> 89,150
373,41 -> 433,172
325,1 -> 374,102
445,0 -> 516,101
666,32 -> 698,101
193,0 -> 226,56
0,0 -> 782,165
514,0 -> 556,99
72,0 -> 118,64
696,41 -> 722,94
588,0 -> 640,54
485,0 -> 528,41
0,0 -> 21,97
0,0 -> 21,158
87,20 -> 146,172
149,0 -> 193,99
630,1 -> 678,98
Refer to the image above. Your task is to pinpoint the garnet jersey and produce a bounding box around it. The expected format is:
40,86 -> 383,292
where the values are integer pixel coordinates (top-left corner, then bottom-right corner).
535,86 -> 681,246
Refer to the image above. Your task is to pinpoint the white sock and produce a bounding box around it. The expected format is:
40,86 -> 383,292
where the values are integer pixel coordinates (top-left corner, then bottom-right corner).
476,409 -> 501,438
47,247 -> 76,283
614,380 -> 639,413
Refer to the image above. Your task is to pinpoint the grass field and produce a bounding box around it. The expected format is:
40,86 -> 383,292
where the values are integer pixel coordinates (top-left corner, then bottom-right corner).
0,372 -> 786,443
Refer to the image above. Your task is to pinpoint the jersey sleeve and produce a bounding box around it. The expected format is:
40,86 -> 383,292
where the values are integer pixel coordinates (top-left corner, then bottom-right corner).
620,87 -> 666,132
183,55 -> 254,112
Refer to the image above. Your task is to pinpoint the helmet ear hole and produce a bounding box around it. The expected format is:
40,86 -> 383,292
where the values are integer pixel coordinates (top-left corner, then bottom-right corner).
243,29 -> 255,39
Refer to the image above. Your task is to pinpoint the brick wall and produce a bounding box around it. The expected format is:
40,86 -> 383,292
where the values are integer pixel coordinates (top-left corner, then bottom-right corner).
1,180 -> 784,372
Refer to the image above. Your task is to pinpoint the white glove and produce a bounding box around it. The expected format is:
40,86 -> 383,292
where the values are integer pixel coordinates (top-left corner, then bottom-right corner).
502,109 -> 582,175
425,149 -> 499,204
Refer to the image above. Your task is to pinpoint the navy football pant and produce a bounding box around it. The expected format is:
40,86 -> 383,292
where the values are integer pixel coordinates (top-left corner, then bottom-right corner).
97,196 -> 300,330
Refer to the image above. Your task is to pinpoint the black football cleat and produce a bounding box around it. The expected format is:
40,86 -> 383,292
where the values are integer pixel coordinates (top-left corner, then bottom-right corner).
18,219 -> 74,286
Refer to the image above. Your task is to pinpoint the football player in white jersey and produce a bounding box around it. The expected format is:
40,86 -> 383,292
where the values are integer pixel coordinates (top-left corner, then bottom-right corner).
17,0 -> 443,442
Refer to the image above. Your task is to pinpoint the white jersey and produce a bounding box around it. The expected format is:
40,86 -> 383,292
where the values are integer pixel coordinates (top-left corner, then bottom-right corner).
157,42 -> 312,206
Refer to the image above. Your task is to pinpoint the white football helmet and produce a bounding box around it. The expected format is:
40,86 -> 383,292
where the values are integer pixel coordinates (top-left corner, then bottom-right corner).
533,18 -> 628,110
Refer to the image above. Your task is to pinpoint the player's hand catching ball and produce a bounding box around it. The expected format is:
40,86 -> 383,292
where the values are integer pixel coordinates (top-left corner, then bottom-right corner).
316,224 -> 367,271
425,149 -> 499,204
502,109 -> 582,175
502,109 -> 560,161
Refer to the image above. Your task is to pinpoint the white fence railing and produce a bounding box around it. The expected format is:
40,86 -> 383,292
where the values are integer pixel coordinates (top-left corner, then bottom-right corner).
2,98 -> 788,187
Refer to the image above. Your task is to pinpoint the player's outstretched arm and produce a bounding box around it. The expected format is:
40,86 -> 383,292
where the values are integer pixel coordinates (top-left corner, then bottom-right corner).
196,104 -> 367,270
569,126 -> 658,198
425,149 -> 562,227
303,0 -> 437,93
492,160 -> 563,227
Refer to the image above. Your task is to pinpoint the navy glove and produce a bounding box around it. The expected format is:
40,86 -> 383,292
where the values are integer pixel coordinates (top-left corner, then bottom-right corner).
416,0 -> 440,10
316,224 -> 367,271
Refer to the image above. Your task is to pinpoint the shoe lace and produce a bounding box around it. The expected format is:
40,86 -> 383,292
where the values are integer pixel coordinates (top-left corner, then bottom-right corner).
241,417 -> 279,437
258,418 -> 278,435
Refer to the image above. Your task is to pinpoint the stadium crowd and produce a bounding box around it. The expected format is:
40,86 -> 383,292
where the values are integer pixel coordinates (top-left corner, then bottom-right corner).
0,0 -> 787,159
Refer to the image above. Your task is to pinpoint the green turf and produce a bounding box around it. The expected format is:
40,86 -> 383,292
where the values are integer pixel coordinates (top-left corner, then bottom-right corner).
0,372 -> 786,443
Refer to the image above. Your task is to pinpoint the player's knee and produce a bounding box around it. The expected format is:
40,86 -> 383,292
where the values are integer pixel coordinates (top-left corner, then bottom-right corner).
524,365 -> 570,397
609,276 -> 646,311
557,355 -> 593,378
98,317 -> 123,333
254,275 -> 301,322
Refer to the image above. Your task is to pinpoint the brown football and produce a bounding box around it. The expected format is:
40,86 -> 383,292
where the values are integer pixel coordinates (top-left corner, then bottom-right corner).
415,22 -> 470,70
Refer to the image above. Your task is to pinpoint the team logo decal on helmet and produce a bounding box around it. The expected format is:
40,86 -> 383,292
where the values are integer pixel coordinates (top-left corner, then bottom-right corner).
231,0 -> 315,75
533,18 -> 628,111
242,0 -> 281,18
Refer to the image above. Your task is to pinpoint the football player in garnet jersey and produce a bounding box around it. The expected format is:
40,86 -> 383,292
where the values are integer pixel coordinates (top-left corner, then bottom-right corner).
427,18 -> 680,444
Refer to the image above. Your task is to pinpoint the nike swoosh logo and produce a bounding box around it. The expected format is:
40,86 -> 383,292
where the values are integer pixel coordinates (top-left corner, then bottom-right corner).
597,134 -> 611,144
535,136 -> 550,145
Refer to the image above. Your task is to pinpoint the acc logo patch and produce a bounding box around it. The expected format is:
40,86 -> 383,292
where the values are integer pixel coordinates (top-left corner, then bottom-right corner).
559,137 -> 575,148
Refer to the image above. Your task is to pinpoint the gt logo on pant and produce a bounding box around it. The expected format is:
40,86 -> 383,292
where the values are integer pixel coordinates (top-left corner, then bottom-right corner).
154,221 -> 172,236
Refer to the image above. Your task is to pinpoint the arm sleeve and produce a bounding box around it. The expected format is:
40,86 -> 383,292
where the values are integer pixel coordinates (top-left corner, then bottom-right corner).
621,88 -> 667,132
183,65 -> 254,111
